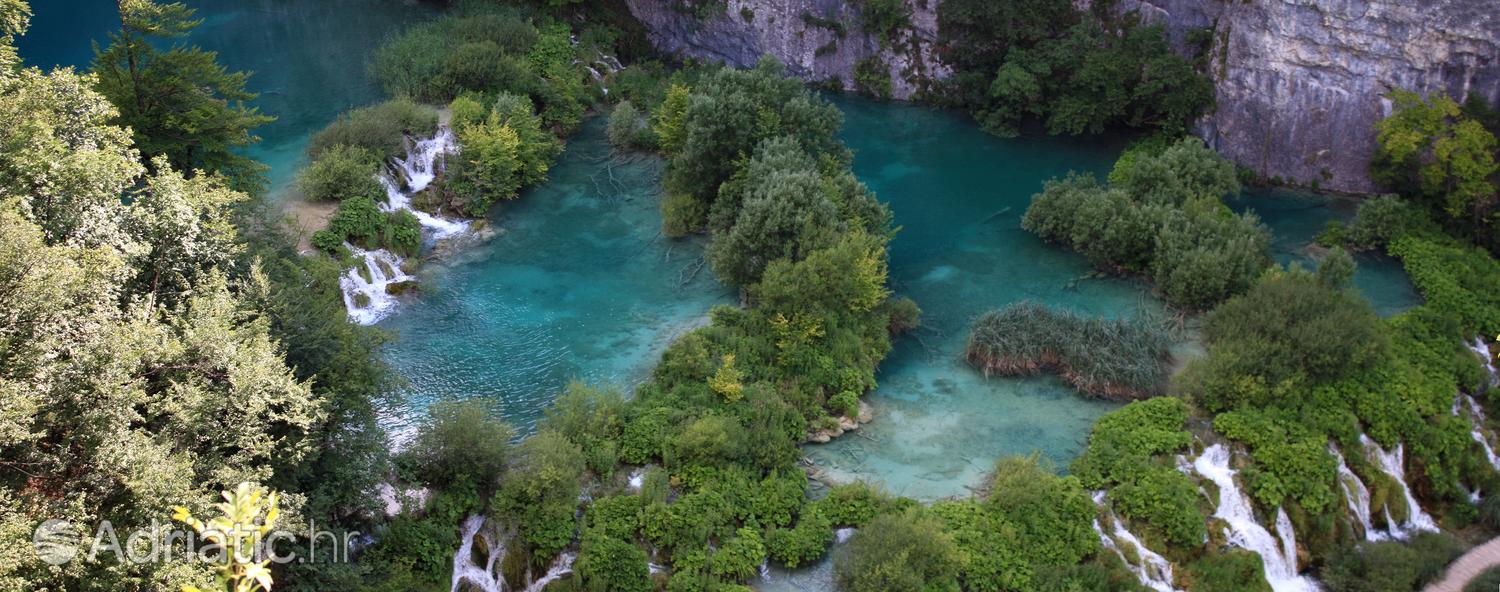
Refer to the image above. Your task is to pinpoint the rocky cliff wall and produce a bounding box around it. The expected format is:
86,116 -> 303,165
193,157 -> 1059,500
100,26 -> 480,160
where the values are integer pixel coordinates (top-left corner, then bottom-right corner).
622,0 -> 948,99
628,0 -> 1500,194
1129,0 -> 1500,193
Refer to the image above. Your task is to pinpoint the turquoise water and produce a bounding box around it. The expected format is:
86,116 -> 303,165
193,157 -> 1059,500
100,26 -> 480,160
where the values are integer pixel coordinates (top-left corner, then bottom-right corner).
16,0 -> 432,194
19,0 -> 1423,499
376,120 -> 734,438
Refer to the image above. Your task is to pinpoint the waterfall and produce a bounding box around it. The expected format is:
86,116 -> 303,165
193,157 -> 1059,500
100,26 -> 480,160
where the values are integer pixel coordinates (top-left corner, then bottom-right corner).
626,468 -> 645,491
834,528 -> 856,544
339,127 -> 471,325
1330,444 -> 1386,541
1091,492 -> 1179,592
1192,445 -> 1319,592
1455,393 -> 1500,471
1358,434 -> 1438,538
451,515 -> 504,592
1470,338 -> 1497,389
340,245 -> 415,325
522,552 -> 575,592
759,560 -> 772,583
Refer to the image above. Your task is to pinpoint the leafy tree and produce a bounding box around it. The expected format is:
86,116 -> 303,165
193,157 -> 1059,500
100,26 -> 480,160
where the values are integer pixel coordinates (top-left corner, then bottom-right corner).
307,98 -> 438,160
405,400 -> 514,490
1373,90 -> 1499,237
92,0 -> 274,190
575,529 -> 652,592
653,83 -> 691,155
173,483 -> 282,592
833,509 -> 963,592
984,457 -> 1099,566
298,144 -> 383,202
447,93 -> 561,215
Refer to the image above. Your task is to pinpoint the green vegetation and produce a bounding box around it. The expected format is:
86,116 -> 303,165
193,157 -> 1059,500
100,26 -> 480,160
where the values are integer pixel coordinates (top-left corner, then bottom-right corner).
0,4 -> 401,588
853,0 -> 910,47
937,0 -> 1213,137
1072,398 -> 1204,547
92,0 -> 274,190
298,144 -> 384,202
446,92 -> 561,215
371,4 -> 600,132
1373,90 -> 1499,252
1321,533 -> 1464,592
306,98 -> 439,160
834,510 -> 961,591
1023,137 -> 1272,310
966,302 -> 1173,399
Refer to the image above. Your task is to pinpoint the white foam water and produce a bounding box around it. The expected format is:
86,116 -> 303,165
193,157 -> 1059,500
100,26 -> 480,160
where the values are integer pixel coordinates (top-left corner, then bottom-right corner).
1092,491 -> 1179,592
1192,445 -> 1319,592
1470,338 -> 1497,389
1330,444 -> 1386,541
451,514 -> 503,592
834,528 -> 856,544
340,127 -> 472,324
1455,394 -> 1500,471
1358,434 -> 1438,538
341,245 -> 415,325
523,552 -> 575,592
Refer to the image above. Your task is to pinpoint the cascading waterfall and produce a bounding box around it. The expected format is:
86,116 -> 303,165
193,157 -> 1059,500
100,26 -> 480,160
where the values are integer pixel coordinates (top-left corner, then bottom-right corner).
522,552 -> 575,592
1192,445 -> 1319,592
1358,434 -> 1438,538
834,528 -> 856,544
1329,444 -> 1385,541
1470,338 -> 1497,389
340,126 -> 472,325
1091,492 -> 1178,592
1455,393 -> 1500,471
451,515 -> 504,592
341,245 -> 415,326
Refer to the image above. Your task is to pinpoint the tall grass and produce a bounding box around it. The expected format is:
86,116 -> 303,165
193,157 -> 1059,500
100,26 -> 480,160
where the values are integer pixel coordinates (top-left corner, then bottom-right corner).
965,302 -> 1173,399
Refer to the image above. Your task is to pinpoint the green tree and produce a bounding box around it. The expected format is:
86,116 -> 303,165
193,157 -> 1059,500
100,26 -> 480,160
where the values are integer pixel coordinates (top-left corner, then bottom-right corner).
92,0 -> 275,190
1374,90 -> 1499,229
405,400 -> 514,490
833,509 -> 962,592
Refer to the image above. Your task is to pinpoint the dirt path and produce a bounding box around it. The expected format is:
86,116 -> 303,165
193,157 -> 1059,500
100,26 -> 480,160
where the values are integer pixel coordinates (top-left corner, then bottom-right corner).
1425,537 -> 1500,592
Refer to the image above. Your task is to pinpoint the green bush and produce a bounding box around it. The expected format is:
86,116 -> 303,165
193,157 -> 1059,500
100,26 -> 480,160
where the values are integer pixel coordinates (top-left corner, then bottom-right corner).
985,456 -> 1099,566
307,99 -> 438,160
608,100 -> 651,149
1023,138 -> 1269,310
402,399 -> 514,490
1183,264 -> 1389,413
1464,565 -> 1500,592
381,210 -> 422,257
575,529 -> 652,592
766,506 -> 834,567
447,93 -> 562,216
1344,195 -> 1436,251
327,195 -> 387,245
833,510 -> 962,592
1320,533 -> 1464,592
297,144 -> 383,202
708,527 -> 767,581
1183,550 -> 1271,592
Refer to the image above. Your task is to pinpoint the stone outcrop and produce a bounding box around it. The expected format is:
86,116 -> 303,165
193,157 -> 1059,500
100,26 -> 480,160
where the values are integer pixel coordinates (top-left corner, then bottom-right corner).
622,0 -> 949,99
627,0 -> 1500,194
1126,0 -> 1500,194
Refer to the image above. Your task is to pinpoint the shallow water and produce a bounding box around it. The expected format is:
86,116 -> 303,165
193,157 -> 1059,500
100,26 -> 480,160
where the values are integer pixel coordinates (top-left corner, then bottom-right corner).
376,119 -> 733,438
806,96 -> 1424,501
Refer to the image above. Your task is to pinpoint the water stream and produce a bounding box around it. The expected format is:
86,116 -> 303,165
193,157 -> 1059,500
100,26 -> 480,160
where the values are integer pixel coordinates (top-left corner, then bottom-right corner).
1358,434 -> 1439,538
1092,491 -> 1179,591
1330,444 -> 1386,541
1192,444 -> 1319,592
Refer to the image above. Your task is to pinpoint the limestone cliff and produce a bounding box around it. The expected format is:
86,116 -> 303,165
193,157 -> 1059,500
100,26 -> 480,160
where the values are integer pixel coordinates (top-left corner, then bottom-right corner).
622,0 -> 949,99
627,0 -> 1500,194
1127,0 -> 1500,193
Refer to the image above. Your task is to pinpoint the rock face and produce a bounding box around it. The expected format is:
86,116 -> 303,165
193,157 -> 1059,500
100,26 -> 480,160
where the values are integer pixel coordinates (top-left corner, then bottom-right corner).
1126,0 -> 1500,194
622,0 -> 949,99
628,0 -> 1500,193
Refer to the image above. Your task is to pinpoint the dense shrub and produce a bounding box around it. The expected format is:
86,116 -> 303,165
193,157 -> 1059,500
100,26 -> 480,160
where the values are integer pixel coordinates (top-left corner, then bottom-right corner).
402,399 -> 514,491
297,144 -> 383,202
1341,195 -> 1437,251
1071,398 -> 1203,546
833,510 -> 963,592
307,99 -> 438,160
1391,235 -> 1500,332
575,529 -> 652,592
942,1 -> 1213,138
984,457 -> 1099,567
1320,534 -> 1465,592
1023,138 -> 1270,310
766,506 -> 834,567
965,301 -> 1173,398
1183,550 -> 1272,592
1183,264 -> 1389,413
446,93 -> 562,216
370,6 -> 595,132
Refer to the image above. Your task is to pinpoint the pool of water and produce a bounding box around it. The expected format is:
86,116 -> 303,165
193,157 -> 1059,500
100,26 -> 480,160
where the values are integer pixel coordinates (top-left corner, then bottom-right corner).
16,0 -> 433,195
375,119 -> 734,439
